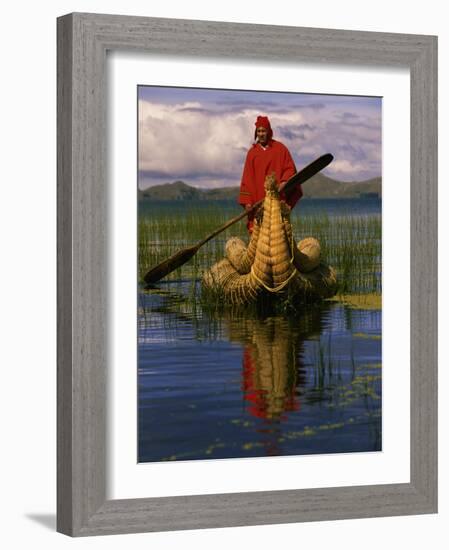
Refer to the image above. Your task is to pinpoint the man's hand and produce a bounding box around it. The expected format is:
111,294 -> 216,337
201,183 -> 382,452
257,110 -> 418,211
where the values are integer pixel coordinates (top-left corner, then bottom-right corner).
245,203 -> 253,212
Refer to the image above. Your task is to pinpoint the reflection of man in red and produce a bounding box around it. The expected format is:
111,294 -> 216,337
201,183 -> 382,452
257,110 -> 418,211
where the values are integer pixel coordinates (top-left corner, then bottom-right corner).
238,115 -> 303,232
242,347 -> 300,421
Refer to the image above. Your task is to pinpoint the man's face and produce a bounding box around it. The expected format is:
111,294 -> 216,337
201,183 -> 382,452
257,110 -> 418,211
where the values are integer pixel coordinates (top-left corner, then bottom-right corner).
256,127 -> 269,146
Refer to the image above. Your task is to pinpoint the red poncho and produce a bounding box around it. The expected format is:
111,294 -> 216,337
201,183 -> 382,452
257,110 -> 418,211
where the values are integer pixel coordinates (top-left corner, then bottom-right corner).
238,139 -> 303,208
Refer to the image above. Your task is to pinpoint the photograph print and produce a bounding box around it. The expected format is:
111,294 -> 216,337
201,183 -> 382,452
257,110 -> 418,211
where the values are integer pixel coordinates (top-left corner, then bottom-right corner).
137,85 -> 382,463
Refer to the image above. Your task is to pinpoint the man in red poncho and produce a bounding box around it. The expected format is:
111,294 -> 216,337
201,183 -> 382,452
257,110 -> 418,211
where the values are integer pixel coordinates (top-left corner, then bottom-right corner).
238,115 -> 302,232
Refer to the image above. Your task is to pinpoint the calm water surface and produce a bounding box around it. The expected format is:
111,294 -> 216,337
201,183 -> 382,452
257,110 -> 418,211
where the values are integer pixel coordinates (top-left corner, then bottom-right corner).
138,198 -> 381,462
139,293 -> 381,462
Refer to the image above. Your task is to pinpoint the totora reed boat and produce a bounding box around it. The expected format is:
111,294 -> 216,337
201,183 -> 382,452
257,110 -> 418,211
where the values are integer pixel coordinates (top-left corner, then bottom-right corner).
202,174 -> 338,306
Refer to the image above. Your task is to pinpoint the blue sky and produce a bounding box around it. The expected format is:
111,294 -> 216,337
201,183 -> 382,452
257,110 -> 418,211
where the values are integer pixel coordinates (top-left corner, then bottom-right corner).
138,86 -> 381,189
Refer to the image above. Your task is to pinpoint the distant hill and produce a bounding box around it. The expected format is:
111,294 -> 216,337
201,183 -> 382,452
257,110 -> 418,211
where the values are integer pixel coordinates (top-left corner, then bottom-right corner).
138,181 -> 239,201
139,175 -> 382,201
300,173 -> 381,199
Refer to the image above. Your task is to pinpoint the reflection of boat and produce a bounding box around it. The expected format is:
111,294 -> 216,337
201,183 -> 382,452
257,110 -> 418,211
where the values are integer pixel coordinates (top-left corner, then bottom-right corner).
202,174 -> 337,306
225,307 -> 327,422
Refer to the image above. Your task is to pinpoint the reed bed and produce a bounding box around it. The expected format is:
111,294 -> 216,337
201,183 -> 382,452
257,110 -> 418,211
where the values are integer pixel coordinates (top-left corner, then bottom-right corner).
138,200 -> 381,304
291,211 -> 381,295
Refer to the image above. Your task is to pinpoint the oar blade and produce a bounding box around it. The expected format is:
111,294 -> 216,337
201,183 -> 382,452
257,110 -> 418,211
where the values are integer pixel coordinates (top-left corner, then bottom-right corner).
283,153 -> 334,196
143,245 -> 199,286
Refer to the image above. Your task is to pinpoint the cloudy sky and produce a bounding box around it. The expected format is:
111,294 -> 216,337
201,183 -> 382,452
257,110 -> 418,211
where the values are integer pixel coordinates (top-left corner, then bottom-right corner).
138,86 -> 381,189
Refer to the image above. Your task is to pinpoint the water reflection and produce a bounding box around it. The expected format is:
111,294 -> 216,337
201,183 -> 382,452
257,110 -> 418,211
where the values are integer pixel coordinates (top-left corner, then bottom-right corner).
224,309 -> 327,421
138,287 -> 381,462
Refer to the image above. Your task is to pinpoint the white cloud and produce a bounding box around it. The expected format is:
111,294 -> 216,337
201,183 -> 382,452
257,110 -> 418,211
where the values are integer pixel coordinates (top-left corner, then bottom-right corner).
138,97 -> 381,187
139,101 -> 308,170
330,159 -> 366,174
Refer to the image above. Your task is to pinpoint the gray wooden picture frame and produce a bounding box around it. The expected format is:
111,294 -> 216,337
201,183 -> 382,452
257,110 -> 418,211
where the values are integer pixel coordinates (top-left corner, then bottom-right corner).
57,12 -> 438,537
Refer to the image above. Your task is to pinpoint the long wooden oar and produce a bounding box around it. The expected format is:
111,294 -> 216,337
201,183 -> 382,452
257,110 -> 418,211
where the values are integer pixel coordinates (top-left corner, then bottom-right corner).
143,153 -> 334,285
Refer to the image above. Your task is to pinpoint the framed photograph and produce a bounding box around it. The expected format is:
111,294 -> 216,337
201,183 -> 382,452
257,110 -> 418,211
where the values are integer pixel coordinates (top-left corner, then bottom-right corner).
136,85 -> 382,465
57,13 -> 437,536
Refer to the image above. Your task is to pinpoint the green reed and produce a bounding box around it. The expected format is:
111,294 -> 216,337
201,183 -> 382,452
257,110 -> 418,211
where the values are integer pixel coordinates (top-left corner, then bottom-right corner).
138,202 -> 247,283
291,211 -> 381,295
138,201 -> 381,301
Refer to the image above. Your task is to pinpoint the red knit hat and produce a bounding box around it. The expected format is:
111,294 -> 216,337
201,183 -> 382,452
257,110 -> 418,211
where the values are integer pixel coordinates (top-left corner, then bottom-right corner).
254,115 -> 273,140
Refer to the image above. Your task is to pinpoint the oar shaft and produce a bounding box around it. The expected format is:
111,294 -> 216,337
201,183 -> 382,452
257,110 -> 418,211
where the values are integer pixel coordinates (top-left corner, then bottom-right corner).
196,198 -> 264,247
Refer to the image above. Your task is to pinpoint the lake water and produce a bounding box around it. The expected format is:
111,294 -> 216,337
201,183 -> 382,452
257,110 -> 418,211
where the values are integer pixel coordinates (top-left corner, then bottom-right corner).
139,196 -> 382,219
138,198 -> 382,462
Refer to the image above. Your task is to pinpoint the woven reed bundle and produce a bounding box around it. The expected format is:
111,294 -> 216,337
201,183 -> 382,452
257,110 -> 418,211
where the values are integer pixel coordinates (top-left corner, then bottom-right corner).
247,175 -> 296,293
225,237 -> 250,273
282,217 -> 321,273
251,186 -> 274,288
294,237 -> 321,272
289,262 -> 338,300
202,258 -> 260,305
225,217 -> 261,274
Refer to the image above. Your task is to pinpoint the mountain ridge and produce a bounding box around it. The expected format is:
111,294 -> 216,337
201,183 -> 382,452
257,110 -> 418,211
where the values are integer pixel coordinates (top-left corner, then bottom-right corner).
139,173 -> 382,200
